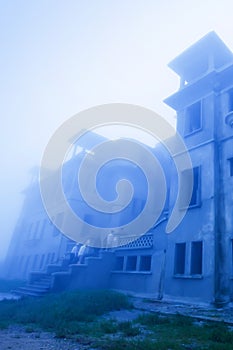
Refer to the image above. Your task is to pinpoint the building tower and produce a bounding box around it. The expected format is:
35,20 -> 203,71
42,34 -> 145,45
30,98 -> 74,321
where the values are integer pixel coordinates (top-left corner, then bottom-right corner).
165,31 -> 233,305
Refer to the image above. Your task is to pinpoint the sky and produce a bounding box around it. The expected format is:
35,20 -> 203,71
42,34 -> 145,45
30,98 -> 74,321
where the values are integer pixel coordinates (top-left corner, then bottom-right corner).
1,0 -> 233,261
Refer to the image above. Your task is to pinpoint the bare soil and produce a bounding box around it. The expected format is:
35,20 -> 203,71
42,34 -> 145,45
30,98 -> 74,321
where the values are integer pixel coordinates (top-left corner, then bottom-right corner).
0,325 -> 87,350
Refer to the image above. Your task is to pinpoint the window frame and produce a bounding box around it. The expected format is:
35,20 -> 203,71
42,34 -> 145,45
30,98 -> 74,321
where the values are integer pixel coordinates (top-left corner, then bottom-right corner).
174,242 -> 186,275
126,256 -> 137,271
228,88 -> 233,112
115,256 -> 124,271
179,166 -> 201,210
228,157 -> 233,177
184,100 -> 203,137
190,241 -> 203,276
139,255 -> 152,272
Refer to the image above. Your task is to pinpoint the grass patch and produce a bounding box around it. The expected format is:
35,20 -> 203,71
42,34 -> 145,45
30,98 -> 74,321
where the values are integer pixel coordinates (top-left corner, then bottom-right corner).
24,325 -> 36,333
206,322 -> 233,344
133,312 -> 233,349
99,319 -> 118,334
0,321 -> 8,330
136,312 -> 170,326
118,321 -> 140,337
1,290 -> 233,349
0,289 -> 131,334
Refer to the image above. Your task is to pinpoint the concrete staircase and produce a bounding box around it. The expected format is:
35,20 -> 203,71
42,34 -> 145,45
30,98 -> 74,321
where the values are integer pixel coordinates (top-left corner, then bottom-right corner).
51,251 -> 115,292
12,275 -> 53,297
12,251 -> 116,297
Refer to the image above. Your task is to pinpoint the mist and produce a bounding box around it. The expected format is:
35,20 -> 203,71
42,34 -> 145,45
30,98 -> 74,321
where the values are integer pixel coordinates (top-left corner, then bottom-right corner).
1,0 -> 233,263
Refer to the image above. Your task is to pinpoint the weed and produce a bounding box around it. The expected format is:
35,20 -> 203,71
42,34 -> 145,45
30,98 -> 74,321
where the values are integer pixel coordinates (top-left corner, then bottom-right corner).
99,319 -> 118,334
118,321 -> 140,337
25,326 -> 35,333
136,312 -> 170,326
0,321 -> 8,330
0,289 -> 131,337
171,313 -> 193,327
208,323 -> 233,343
1,287 -> 233,349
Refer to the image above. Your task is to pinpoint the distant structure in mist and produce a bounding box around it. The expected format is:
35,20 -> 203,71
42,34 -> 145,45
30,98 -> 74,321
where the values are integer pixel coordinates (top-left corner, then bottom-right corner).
4,32 -> 233,307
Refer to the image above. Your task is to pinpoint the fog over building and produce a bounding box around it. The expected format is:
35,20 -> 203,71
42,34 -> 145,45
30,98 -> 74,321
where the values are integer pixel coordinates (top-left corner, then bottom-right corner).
4,32 -> 233,306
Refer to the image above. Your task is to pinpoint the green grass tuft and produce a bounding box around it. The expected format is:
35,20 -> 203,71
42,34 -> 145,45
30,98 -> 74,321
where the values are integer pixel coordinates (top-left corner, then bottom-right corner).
1,289 -> 233,349
0,289 -> 131,333
118,320 -> 140,336
136,312 -> 170,326
208,322 -> 233,343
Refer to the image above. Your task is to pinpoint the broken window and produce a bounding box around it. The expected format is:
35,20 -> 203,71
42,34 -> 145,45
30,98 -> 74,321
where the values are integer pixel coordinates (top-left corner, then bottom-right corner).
52,213 -> 64,236
231,239 -> 233,276
39,219 -> 47,239
19,256 -> 25,272
32,254 -> 39,270
139,255 -> 152,271
180,166 -> 200,208
115,256 -> 124,271
174,243 -> 186,275
23,255 -> 31,275
185,101 -> 202,135
27,223 -> 33,240
228,157 -> 233,177
34,221 -> 40,240
228,88 -> 233,111
190,241 -> 203,275
51,252 -> 56,264
45,252 -> 51,265
190,167 -> 200,206
126,256 -> 137,271
39,254 -> 45,269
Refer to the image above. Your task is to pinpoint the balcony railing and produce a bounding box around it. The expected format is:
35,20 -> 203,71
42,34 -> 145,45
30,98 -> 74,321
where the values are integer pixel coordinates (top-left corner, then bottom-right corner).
115,233 -> 153,250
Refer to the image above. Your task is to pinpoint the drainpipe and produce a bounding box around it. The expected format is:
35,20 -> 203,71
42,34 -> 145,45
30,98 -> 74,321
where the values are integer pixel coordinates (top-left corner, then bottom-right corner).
214,92 -> 230,307
153,215 -> 168,300
157,249 -> 167,300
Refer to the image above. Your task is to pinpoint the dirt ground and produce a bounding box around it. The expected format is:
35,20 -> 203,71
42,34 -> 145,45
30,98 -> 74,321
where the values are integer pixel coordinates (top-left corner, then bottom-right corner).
132,296 -> 233,324
0,325 -> 89,350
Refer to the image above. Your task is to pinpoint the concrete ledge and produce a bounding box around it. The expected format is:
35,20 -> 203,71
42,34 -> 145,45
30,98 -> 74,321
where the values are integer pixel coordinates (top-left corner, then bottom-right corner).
46,264 -> 64,274
29,271 -> 48,284
111,271 -> 152,275
173,274 -> 203,279
51,271 -> 72,292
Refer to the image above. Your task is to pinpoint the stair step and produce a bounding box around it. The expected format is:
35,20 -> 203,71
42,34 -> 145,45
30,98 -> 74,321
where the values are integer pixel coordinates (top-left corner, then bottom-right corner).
32,282 -> 51,288
12,274 -> 53,298
23,284 -> 49,290
40,279 -> 52,283
12,290 -> 43,297
18,286 -> 48,294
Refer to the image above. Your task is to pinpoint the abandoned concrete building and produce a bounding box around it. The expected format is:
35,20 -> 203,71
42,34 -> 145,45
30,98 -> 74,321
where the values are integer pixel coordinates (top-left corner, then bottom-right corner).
4,31 -> 233,306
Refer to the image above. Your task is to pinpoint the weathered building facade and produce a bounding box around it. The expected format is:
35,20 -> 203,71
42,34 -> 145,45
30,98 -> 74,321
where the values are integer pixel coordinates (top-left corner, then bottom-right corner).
5,32 -> 233,306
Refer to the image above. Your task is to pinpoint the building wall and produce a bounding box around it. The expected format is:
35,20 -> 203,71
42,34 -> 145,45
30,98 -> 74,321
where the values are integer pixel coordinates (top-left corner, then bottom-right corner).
4,32 -> 233,305
4,174 -> 73,280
